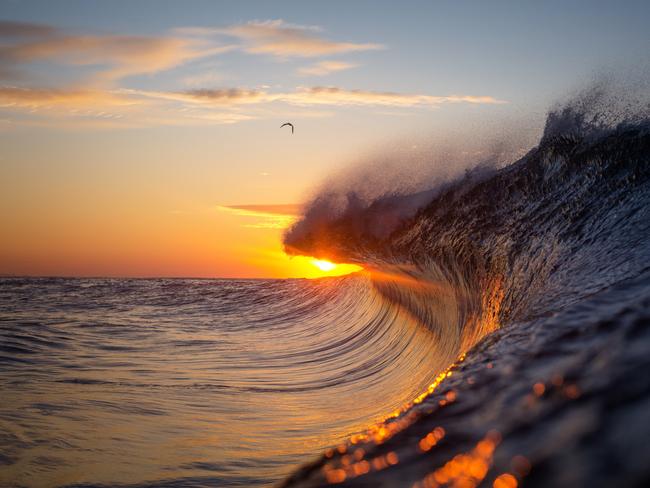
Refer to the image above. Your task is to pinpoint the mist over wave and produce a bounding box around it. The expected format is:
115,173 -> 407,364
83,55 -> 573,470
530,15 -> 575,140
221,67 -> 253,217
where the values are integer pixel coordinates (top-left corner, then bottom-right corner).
284,128 -> 531,252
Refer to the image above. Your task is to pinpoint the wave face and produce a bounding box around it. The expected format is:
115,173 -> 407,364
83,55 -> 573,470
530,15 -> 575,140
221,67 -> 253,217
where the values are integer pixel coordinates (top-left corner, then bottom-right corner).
0,275 -> 452,488
281,89 -> 650,486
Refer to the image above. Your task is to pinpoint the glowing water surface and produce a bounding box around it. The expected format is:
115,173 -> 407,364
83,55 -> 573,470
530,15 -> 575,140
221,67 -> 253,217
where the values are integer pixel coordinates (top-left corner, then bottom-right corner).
0,275 -> 446,487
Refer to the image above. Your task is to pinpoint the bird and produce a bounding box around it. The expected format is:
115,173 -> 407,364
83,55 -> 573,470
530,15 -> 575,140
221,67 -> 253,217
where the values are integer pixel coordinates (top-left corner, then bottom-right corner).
281,122 -> 294,134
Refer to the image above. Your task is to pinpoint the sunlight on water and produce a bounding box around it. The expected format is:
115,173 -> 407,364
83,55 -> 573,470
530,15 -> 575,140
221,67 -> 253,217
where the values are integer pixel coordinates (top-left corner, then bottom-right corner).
0,275 -> 445,487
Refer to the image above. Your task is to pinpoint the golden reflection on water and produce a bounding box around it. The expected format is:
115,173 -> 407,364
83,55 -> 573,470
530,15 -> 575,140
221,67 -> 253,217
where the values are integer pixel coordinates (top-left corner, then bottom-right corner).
412,430 -> 502,488
316,352 -> 468,485
311,265 -> 511,487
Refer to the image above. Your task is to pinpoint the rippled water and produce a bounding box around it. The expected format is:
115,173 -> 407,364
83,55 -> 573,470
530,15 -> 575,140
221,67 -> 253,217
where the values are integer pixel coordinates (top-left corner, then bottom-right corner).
0,275 -> 446,487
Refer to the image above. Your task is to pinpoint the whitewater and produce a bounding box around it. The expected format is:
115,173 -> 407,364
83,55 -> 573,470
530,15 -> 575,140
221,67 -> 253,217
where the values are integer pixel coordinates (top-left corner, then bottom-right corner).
1,84 -> 650,487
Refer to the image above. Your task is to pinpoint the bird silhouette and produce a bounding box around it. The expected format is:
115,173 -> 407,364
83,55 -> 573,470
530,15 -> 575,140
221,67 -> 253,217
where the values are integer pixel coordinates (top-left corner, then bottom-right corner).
281,122 -> 294,134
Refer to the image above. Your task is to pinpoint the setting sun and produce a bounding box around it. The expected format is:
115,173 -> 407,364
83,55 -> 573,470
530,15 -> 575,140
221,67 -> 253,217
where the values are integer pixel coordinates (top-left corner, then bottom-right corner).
311,259 -> 336,272
298,258 -> 362,278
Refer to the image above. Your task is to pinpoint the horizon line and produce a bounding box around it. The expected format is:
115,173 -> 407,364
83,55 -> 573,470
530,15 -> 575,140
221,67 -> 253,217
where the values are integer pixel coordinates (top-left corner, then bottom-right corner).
0,273 -> 349,281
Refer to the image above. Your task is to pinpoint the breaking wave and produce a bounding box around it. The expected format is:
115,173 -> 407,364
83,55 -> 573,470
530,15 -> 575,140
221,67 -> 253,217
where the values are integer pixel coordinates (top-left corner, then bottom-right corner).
285,81 -> 650,345
281,81 -> 650,486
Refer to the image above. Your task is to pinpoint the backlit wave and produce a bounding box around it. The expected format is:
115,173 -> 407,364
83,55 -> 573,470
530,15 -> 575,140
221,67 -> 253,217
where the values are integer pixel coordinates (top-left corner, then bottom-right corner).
281,82 -> 650,487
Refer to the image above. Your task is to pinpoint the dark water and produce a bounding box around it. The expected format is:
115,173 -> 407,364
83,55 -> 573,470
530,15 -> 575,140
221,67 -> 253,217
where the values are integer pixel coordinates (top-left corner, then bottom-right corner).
2,88 -> 650,488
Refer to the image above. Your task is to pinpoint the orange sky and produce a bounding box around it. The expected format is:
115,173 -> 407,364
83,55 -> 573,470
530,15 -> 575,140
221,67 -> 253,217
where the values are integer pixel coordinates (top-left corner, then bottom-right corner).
0,13 -> 513,279
1,194 -> 360,278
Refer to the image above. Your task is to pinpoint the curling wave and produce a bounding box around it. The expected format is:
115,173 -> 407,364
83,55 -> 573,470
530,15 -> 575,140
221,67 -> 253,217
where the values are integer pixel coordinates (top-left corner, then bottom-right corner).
281,85 -> 650,486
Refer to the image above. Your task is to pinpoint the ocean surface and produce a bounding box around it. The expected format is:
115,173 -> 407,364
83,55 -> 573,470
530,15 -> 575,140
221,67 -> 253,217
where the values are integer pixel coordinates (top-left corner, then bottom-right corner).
2,88 -> 650,487
0,276 -> 446,487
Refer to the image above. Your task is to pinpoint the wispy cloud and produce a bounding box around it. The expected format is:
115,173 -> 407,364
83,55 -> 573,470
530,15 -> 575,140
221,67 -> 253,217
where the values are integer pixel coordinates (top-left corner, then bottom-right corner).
297,60 -> 357,76
0,20 -> 58,39
0,85 -> 256,127
185,20 -> 383,58
0,84 -> 506,128
223,204 -> 303,215
0,86 -> 140,126
138,87 -> 268,105
282,87 -> 507,107
0,86 -> 135,108
217,204 -> 301,229
0,20 -> 232,84
167,86 -> 506,108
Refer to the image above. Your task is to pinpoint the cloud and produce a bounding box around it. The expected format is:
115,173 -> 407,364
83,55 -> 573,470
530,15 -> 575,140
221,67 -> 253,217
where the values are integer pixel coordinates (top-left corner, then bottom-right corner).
211,20 -> 383,58
0,20 -> 58,39
0,83 -> 506,129
217,204 -> 301,229
297,60 -> 357,76
282,87 -> 507,107
0,86 -> 136,108
177,88 -> 268,104
0,19 -> 376,84
172,86 -> 506,108
0,85 -> 254,127
0,20 -> 233,83
223,204 -> 303,216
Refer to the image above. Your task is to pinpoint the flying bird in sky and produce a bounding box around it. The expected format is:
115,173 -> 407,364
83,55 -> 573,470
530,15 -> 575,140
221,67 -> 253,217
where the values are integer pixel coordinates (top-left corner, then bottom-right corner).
281,122 -> 294,134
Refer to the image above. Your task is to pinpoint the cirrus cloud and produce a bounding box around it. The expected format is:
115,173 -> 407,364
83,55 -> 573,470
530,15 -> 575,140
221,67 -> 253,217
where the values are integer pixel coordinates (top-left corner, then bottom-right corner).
166,86 -> 507,108
0,85 -> 137,109
0,83 -> 506,129
217,204 -> 301,229
0,20 -> 234,84
183,20 -> 383,58
0,20 -> 59,39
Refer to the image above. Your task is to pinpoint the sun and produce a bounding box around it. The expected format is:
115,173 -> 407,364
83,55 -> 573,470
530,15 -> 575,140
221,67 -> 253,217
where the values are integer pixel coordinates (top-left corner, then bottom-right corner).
311,259 -> 336,272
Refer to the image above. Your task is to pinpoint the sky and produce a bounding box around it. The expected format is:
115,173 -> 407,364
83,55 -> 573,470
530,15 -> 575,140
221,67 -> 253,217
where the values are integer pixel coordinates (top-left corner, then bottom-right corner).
1,0 -> 648,278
